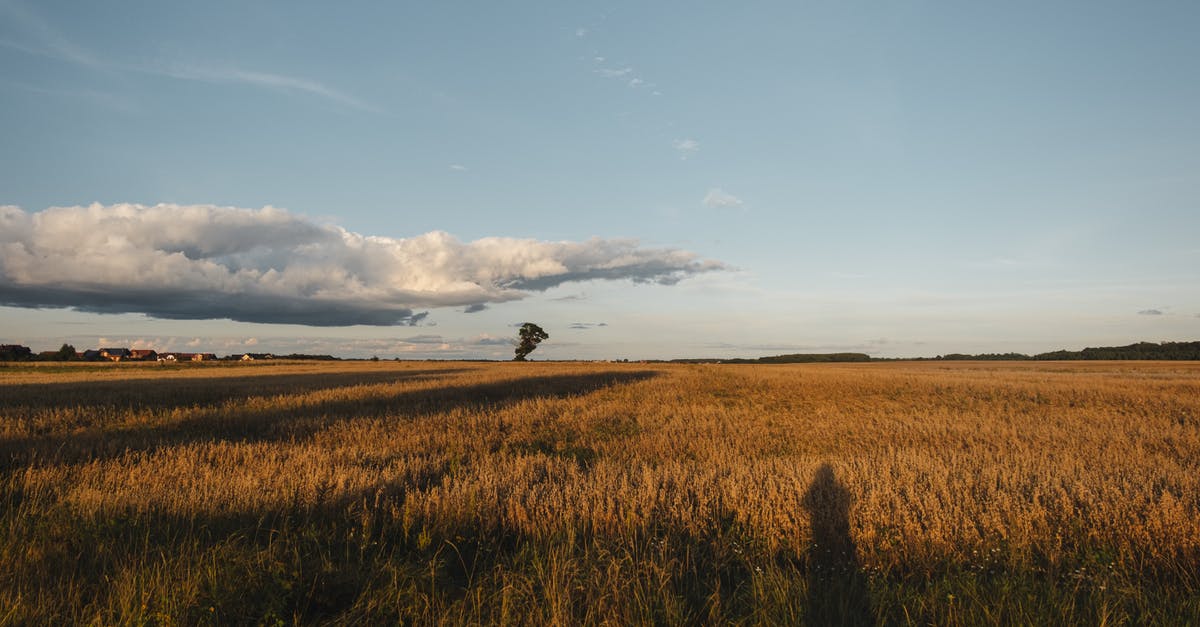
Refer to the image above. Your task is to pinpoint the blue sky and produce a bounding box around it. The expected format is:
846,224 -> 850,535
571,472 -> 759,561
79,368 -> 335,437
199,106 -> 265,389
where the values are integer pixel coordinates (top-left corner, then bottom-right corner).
1,1 -> 1198,359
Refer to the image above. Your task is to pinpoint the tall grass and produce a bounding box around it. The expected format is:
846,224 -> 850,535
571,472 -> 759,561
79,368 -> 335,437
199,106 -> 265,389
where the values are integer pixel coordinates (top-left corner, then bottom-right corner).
1,360 -> 1198,624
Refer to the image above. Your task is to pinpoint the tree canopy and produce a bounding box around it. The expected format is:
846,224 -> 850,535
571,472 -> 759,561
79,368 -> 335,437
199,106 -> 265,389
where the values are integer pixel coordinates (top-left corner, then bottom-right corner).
513,323 -> 549,361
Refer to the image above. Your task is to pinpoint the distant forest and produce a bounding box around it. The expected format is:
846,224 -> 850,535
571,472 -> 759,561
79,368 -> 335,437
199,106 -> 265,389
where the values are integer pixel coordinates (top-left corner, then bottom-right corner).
672,353 -> 873,364
932,341 -> 1200,361
669,341 -> 1200,364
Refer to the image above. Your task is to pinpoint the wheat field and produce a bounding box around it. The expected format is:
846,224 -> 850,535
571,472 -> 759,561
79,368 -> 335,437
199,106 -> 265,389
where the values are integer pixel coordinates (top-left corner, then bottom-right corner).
1,360 -> 1198,624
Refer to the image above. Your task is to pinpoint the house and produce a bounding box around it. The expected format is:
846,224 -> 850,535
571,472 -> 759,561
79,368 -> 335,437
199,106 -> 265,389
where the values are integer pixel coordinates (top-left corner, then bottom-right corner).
81,349 -> 104,361
98,348 -> 131,362
158,352 -> 216,362
240,353 -> 274,361
128,349 -> 158,361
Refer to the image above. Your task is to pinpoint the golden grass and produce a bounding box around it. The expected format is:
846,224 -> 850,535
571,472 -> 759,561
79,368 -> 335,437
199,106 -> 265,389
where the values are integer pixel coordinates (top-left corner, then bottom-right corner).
1,360 -> 1198,624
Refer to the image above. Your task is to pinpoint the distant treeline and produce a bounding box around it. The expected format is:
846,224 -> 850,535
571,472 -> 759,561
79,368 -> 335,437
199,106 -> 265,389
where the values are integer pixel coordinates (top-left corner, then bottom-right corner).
671,353 -> 872,364
669,341 -> 1200,364
1038,341 -> 1200,360
927,341 -> 1200,361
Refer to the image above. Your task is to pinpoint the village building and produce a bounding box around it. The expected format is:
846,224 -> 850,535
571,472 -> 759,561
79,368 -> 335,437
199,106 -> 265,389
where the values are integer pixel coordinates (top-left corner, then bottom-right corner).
157,352 -> 215,362
98,348 -> 131,362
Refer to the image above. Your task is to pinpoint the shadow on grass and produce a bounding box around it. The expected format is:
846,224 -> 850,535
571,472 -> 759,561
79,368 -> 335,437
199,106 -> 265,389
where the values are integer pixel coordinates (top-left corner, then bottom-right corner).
0,368 -> 470,413
803,463 -> 872,625
0,368 -> 663,621
0,370 -> 660,470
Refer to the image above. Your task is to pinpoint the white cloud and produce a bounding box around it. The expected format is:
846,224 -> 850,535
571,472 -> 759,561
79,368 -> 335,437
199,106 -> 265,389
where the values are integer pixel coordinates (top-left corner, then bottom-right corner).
596,67 -> 633,78
576,27 -> 588,37
702,188 -> 744,209
628,78 -> 644,87
673,139 -> 700,159
0,203 -> 724,326
449,164 -> 468,171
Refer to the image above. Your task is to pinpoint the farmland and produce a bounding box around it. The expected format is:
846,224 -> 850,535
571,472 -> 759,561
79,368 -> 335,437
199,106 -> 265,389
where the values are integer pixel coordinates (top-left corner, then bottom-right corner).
1,360 -> 1198,624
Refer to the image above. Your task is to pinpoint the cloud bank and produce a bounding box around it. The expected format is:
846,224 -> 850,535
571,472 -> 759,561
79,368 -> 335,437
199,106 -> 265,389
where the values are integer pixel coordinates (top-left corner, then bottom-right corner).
0,203 -> 724,326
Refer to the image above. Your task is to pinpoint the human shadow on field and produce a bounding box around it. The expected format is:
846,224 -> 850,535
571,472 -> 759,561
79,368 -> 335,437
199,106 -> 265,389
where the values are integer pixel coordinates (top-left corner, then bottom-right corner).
802,464 -> 872,626
0,368 -> 469,415
0,371 -> 659,470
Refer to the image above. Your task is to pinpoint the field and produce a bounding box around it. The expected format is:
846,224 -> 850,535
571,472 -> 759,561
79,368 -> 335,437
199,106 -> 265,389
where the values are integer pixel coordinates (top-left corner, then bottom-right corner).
1,360 -> 1198,624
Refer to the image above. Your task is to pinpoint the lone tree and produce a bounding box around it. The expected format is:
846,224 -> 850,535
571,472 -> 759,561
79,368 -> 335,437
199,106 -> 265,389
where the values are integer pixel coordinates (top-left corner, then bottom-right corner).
513,322 -> 549,361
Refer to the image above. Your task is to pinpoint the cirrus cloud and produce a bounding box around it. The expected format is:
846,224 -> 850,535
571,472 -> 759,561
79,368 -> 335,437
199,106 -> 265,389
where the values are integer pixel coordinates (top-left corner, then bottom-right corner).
0,203 -> 725,326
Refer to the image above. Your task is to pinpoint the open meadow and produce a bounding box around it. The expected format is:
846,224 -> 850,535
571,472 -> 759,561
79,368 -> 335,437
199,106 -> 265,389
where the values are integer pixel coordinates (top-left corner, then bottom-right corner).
1,359 -> 1198,624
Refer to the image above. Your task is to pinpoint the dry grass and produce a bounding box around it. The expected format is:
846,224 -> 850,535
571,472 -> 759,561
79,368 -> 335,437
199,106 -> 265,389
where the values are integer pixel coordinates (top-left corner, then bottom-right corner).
1,360 -> 1198,624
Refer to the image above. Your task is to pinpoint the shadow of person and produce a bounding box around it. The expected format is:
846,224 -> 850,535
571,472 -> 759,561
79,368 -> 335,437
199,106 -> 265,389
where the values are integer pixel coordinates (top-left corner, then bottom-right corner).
802,463 -> 872,625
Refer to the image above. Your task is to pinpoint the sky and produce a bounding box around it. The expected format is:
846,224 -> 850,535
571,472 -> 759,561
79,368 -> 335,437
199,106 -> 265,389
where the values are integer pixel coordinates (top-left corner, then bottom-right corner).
1,1 -> 1198,360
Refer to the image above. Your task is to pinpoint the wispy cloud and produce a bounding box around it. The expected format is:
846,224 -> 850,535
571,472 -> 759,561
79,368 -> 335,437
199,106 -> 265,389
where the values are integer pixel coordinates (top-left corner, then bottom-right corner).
395,334 -> 447,344
596,67 -> 633,78
569,322 -> 608,330
1138,309 -> 1164,316
0,203 -> 725,326
0,78 -> 137,112
473,334 -> 512,346
705,341 -> 882,354
0,3 -> 377,112
575,27 -> 588,38
703,188 -> 744,209
150,65 -> 381,112
0,3 -> 102,69
449,164 -> 468,171
673,139 -> 700,160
